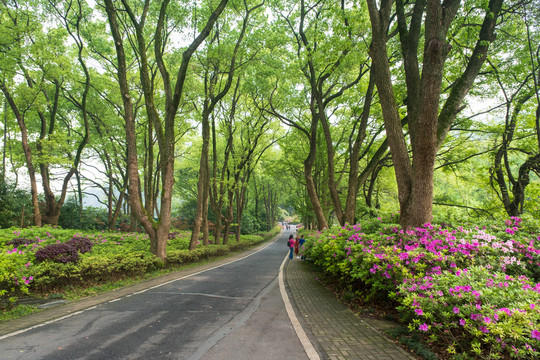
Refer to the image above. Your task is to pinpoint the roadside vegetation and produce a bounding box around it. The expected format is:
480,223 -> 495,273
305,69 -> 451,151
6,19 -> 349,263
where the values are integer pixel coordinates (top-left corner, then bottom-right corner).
302,216 -> 540,359
0,225 -> 281,320
1,1 -> 539,358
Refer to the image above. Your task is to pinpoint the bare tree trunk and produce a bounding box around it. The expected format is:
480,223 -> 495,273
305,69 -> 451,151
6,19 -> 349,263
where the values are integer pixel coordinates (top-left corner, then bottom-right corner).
304,123 -> 328,229
202,169 -> 210,245
144,119 -> 155,217
235,176 -> 248,242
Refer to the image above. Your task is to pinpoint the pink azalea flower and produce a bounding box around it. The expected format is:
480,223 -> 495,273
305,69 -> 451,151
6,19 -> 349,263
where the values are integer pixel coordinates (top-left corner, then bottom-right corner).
415,308 -> 424,316
453,307 -> 460,314
419,323 -> 429,331
532,330 -> 540,340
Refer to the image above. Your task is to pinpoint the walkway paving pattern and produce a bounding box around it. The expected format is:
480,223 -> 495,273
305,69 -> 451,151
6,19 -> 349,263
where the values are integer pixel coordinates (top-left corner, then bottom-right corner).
285,258 -> 415,360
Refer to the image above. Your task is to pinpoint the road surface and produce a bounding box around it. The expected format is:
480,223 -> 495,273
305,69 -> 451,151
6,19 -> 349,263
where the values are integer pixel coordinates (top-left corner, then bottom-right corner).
0,229 -> 310,360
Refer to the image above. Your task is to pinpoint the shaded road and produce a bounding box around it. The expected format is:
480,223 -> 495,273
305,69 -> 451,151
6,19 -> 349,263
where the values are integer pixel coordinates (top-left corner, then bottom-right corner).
0,231 -> 309,360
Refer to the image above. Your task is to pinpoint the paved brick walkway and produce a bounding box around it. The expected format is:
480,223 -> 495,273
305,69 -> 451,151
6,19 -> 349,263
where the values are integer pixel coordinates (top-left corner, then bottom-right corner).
285,258 -> 416,360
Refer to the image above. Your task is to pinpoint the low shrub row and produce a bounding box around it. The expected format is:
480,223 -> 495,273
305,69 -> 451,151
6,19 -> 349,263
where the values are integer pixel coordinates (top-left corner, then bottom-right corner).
30,252 -> 163,292
302,217 -> 540,359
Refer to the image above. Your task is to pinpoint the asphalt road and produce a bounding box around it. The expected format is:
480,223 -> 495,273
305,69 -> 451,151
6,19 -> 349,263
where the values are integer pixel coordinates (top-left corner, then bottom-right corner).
0,230 -> 310,360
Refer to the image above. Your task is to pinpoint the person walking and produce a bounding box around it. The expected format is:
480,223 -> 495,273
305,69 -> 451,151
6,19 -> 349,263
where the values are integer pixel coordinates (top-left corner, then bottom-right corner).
299,234 -> 306,259
294,234 -> 300,258
287,234 -> 295,259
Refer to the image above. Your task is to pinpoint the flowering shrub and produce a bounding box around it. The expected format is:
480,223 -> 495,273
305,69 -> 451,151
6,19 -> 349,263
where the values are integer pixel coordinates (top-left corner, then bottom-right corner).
303,218 -> 540,359
400,266 -> 540,358
0,251 -> 34,308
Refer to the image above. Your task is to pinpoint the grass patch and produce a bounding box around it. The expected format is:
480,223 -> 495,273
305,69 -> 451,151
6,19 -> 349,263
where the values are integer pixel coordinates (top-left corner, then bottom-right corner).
0,305 -> 42,322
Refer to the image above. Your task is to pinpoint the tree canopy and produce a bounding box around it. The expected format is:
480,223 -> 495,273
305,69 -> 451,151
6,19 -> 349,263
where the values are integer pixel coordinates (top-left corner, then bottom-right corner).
1,0 -> 538,258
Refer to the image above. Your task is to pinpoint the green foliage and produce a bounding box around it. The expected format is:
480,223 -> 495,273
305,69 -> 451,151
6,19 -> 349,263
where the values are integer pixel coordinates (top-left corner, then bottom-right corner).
0,181 -> 34,228
31,252 -> 163,291
385,327 -> 439,360
58,197 -> 109,231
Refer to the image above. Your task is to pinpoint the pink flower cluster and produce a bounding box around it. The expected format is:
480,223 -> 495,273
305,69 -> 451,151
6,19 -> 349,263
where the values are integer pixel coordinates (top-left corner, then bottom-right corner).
306,218 -> 540,358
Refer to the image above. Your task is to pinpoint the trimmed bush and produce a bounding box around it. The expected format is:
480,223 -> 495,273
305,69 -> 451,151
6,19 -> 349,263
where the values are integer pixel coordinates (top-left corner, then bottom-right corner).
1,226 -> 275,306
167,249 -> 200,265
31,252 -> 163,291
35,243 -> 79,264
66,236 -> 93,254
6,238 -> 38,247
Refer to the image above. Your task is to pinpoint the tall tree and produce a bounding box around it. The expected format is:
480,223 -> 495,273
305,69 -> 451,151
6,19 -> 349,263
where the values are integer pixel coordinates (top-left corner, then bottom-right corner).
103,0 -> 229,260
1,1 -> 91,226
189,0 -> 263,250
488,3 -> 540,216
366,0 -> 504,227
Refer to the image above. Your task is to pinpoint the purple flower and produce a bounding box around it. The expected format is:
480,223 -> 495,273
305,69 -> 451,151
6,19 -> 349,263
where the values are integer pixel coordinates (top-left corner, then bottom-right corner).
532,330 -> 540,340
419,323 -> 429,331
398,252 -> 409,260
415,308 -> 424,316
480,326 -> 490,333
453,307 -> 460,314
459,319 -> 466,326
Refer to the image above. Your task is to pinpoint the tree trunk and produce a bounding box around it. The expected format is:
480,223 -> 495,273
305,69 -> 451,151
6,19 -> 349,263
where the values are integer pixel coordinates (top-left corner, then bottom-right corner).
343,73 -> 376,224
492,90 -> 538,217
0,81 -> 42,226
144,119 -> 155,217
367,0 -> 501,228
105,0 -> 229,261
2,98 -> 6,184
222,188 -> 234,245
235,179 -> 248,242
304,120 -> 329,229
190,107 -> 211,250
202,171 -> 210,246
